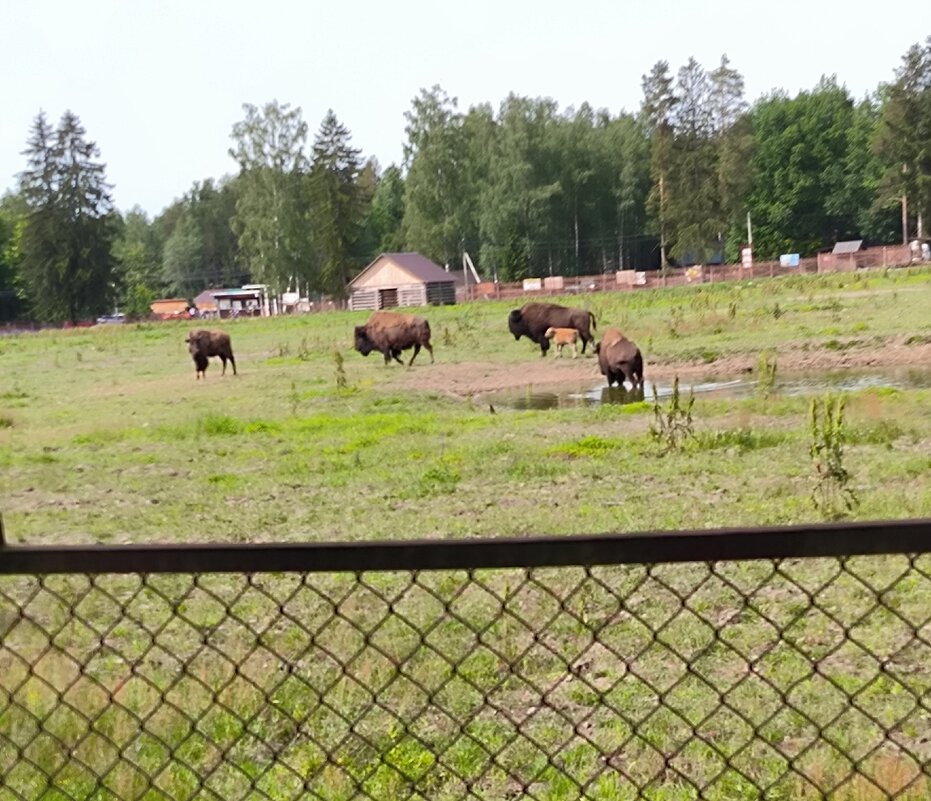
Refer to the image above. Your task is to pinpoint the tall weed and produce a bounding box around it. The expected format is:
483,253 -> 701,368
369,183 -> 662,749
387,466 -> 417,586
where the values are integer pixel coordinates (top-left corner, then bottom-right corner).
809,395 -> 858,518
649,377 -> 695,454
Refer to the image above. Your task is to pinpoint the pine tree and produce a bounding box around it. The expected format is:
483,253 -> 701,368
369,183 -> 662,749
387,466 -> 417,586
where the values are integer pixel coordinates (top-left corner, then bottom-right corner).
17,111 -> 117,323
309,109 -> 366,297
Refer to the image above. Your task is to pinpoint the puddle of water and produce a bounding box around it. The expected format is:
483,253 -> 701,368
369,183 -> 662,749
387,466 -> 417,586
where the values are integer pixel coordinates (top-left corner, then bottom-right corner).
488,367 -> 931,410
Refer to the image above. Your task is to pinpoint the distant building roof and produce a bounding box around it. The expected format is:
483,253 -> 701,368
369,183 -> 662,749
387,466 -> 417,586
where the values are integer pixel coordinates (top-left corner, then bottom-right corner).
193,287 -> 262,308
149,298 -> 188,317
348,252 -> 459,289
832,240 -> 863,254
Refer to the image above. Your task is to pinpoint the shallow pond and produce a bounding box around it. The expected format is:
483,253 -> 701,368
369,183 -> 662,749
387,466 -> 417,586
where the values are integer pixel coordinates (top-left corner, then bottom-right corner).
487,366 -> 931,410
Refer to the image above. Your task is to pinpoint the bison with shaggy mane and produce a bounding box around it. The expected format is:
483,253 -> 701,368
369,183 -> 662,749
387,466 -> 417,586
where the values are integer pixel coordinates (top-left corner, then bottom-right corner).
507,302 -> 596,356
353,311 -> 434,366
186,329 -> 236,379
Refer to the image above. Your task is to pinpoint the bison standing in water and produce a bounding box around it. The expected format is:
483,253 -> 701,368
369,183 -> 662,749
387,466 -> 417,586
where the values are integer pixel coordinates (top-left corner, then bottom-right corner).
186,329 -> 236,379
354,311 -> 434,366
508,302 -> 596,356
594,327 -> 644,389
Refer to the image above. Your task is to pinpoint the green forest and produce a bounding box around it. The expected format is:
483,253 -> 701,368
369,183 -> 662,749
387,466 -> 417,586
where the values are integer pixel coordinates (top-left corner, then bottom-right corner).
1,40 -> 929,324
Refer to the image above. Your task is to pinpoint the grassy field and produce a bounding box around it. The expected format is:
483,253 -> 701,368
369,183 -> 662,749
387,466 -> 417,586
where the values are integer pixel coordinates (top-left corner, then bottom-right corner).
2,267 -> 931,800
1,266 -> 931,543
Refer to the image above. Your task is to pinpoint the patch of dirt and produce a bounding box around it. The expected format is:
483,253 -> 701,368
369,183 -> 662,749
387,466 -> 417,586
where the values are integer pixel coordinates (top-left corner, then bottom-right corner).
388,337 -> 931,398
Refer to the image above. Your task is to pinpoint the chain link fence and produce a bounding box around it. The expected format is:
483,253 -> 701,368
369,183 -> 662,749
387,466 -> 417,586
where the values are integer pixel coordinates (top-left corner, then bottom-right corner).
3,521 -> 931,800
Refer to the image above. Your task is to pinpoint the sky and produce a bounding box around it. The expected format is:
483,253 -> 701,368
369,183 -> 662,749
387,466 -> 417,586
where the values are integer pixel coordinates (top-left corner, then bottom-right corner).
1,1 -> 925,217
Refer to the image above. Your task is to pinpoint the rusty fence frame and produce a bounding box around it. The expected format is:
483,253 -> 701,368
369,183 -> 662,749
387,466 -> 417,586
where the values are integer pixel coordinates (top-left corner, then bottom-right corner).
3,518 -> 931,576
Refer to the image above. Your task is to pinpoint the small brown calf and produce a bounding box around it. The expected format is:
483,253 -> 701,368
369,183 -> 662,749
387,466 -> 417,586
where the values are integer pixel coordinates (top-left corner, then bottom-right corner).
543,326 -> 580,358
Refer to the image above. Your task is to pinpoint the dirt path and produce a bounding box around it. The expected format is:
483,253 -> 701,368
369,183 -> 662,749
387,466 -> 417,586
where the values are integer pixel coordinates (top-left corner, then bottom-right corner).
390,337 -> 931,398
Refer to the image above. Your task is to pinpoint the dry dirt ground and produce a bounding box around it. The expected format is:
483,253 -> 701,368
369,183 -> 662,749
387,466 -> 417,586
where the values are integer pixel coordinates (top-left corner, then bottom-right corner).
389,336 -> 931,398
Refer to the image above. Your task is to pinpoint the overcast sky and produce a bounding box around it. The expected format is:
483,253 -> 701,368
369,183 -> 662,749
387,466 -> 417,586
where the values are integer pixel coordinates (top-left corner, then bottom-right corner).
1,1 -> 925,217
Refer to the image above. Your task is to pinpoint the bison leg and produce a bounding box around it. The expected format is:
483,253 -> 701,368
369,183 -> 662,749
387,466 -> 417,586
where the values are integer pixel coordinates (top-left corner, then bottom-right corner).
425,342 -> 434,364
390,349 -> 404,365
408,344 -> 421,367
229,355 -> 237,375
571,342 -> 578,359
539,339 -> 550,357
220,356 -> 227,375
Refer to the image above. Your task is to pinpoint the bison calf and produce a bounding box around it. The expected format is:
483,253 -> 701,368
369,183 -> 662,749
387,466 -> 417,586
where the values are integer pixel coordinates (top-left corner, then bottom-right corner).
186,329 -> 236,379
544,327 -> 580,358
594,327 -> 643,389
354,311 -> 434,367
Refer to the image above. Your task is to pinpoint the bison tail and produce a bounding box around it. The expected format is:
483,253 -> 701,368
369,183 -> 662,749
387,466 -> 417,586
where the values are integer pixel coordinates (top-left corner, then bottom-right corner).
589,311 -> 597,330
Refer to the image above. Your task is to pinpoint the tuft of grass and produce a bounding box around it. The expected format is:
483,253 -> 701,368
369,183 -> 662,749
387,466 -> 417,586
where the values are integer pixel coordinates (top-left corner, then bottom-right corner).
197,414 -> 244,436
847,419 -> 906,447
691,428 -> 786,453
416,461 -> 461,497
548,435 -> 621,459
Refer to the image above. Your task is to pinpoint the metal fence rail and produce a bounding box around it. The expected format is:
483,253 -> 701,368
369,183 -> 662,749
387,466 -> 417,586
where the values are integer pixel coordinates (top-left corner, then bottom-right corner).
2,519 -> 931,800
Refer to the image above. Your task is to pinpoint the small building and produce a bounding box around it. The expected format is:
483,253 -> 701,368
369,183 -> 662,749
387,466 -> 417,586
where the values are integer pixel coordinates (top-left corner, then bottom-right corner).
149,298 -> 189,320
819,240 -> 864,272
194,287 -> 264,318
348,253 -> 457,311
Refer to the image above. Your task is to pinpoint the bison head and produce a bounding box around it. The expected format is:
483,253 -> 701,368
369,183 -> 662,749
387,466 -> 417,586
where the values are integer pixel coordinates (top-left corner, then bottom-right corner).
507,309 -> 525,340
353,326 -> 374,356
185,330 -> 206,353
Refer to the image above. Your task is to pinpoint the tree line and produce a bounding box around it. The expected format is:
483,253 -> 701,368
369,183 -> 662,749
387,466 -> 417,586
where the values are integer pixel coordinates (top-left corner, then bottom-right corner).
0,39 -> 929,323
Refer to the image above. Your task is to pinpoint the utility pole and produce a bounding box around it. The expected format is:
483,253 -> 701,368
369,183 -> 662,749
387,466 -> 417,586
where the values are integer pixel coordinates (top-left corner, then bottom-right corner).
902,194 -> 908,246
901,164 -> 909,246
659,174 -> 667,272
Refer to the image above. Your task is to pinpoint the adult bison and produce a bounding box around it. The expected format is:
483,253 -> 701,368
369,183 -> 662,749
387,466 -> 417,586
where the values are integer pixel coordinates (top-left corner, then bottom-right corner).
594,327 -> 643,389
354,311 -> 434,366
507,302 -> 596,356
186,329 -> 236,379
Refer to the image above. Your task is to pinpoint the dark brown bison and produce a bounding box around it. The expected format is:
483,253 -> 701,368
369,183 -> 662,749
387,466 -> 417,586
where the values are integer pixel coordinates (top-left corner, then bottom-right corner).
353,311 -> 434,366
186,329 -> 236,379
594,327 -> 643,389
508,302 -> 596,356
